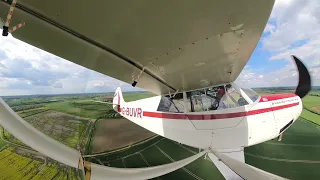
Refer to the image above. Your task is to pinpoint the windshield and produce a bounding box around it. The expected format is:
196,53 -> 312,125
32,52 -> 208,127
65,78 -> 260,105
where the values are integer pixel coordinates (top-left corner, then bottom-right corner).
240,88 -> 260,102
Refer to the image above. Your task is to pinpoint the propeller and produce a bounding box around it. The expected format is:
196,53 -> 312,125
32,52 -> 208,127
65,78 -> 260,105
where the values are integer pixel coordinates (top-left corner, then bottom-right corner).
292,55 -> 311,98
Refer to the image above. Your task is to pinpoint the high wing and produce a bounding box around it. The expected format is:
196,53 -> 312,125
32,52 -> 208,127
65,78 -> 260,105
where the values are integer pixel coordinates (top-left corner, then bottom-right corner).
0,0 -> 274,95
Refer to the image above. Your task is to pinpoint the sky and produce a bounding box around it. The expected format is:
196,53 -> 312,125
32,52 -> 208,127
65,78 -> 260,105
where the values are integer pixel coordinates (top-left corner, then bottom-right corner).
0,0 -> 319,96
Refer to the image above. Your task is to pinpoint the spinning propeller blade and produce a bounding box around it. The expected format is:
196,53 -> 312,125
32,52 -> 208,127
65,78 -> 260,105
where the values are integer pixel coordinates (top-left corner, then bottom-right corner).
292,55 -> 311,98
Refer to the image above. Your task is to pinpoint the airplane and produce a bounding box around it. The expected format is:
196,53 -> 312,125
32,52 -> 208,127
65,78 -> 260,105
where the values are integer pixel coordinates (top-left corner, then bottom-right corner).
0,0 -> 312,179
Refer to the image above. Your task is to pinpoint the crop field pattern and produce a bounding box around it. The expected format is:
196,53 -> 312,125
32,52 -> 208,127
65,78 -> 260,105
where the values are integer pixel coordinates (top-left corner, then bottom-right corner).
88,136 -> 224,180
0,147 -> 81,179
92,118 -> 155,153
3,111 -> 91,151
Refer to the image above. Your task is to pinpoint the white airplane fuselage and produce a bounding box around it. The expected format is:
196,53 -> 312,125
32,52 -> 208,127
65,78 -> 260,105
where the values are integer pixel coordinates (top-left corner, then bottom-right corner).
113,87 -> 302,151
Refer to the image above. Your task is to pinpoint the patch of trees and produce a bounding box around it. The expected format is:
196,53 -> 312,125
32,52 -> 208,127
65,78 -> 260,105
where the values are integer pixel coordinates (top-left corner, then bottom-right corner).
12,104 -> 44,112
309,93 -> 320,97
100,109 -> 121,119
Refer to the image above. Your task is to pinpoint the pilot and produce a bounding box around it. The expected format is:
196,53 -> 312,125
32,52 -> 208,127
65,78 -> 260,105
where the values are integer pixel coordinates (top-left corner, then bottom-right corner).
209,86 -> 225,110
217,90 -> 227,109
217,88 -> 225,99
216,84 -> 231,110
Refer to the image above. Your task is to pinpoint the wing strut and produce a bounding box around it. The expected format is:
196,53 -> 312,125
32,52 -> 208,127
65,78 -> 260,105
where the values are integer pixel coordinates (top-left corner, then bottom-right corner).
209,149 -> 287,180
86,151 -> 206,180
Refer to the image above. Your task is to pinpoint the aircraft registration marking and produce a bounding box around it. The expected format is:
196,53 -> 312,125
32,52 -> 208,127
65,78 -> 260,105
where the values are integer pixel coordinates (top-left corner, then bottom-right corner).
121,107 -> 142,118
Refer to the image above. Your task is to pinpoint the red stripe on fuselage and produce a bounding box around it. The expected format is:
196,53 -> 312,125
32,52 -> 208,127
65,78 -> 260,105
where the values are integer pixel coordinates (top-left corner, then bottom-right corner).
142,102 -> 299,120
259,93 -> 297,102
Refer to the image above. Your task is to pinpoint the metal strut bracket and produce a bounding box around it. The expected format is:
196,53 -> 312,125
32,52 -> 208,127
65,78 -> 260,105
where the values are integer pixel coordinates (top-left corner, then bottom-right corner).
132,67 -> 145,87
2,0 -> 25,36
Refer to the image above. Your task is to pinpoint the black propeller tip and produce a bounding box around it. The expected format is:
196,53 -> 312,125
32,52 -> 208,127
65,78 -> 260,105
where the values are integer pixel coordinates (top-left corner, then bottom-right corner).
292,55 -> 311,98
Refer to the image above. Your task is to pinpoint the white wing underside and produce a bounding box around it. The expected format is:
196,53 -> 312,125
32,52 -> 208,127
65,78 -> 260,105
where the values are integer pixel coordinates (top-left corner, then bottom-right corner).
0,0 -> 274,94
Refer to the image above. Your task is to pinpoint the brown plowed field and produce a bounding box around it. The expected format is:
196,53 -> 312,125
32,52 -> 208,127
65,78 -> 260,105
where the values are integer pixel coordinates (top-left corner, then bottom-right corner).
92,118 -> 154,153
312,106 -> 320,113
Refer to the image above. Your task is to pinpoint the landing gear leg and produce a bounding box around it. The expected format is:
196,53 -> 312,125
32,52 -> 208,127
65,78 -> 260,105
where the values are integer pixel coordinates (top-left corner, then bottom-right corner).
278,133 -> 283,141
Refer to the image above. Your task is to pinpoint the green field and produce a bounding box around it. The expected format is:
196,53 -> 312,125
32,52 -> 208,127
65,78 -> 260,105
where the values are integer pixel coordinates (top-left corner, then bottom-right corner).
1,89 -> 320,179
0,147 -> 81,179
45,101 -> 109,119
245,119 -> 320,179
3,111 -> 91,151
302,96 -> 320,109
300,109 -> 320,124
88,136 -> 224,180
123,92 -> 155,102
18,108 -> 49,118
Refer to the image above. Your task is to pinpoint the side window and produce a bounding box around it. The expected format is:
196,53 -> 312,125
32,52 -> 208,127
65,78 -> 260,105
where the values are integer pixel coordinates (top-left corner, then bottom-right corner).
190,86 -> 224,112
189,84 -> 248,112
157,93 -> 184,113
172,99 -> 184,112
241,88 -> 260,102
218,85 -> 248,110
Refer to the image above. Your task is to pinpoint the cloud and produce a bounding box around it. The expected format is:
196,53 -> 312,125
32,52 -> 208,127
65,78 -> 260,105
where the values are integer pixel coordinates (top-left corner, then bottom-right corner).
52,81 -> 63,88
236,0 -> 320,87
263,1 -> 320,55
0,35 -> 137,96
263,23 -> 276,34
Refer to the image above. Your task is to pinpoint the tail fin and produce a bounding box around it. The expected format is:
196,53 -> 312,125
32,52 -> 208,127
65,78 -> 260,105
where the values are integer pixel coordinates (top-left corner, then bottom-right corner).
113,87 -> 125,112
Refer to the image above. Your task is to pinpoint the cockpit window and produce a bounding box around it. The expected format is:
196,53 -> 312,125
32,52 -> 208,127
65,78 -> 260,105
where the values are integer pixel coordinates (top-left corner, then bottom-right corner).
189,84 -> 248,112
157,93 -> 184,113
189,86 -> 224,111
240,88 -> 260,102
218,86 -> 248,109
157,84 -> 254,113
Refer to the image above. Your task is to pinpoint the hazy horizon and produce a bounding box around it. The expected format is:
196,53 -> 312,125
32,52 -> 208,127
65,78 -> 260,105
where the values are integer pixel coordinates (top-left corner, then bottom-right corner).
2,85 -> 319,97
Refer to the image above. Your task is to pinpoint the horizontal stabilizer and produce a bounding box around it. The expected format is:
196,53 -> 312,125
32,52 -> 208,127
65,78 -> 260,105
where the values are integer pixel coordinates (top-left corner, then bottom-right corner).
92,100 -> 116,105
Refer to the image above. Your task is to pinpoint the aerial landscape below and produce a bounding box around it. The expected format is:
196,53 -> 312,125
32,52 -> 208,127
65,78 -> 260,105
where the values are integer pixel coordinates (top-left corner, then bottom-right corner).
0,87 -> 319,179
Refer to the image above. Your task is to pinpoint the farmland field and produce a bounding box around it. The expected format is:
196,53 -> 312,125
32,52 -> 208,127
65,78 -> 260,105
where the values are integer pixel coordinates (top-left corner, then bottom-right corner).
87,136 -> 224,180
245,119 -> 320,179
301,96 -> 320,109
18,108 -> 49,118
0,146 -> 81,179
3,110 -> 92,152
312,106 -> 320,113
1,88 -> 320,180
45,101 -> 112,119
92,118 -> 154,153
